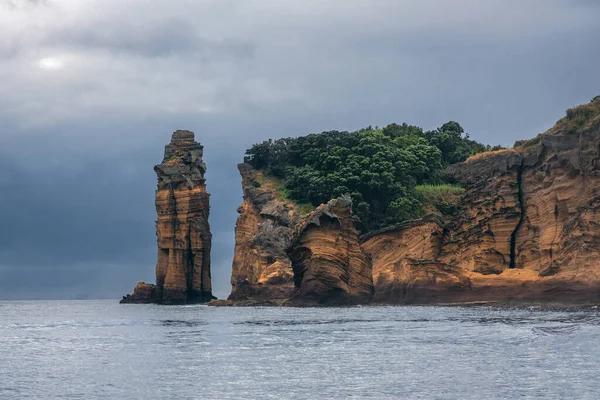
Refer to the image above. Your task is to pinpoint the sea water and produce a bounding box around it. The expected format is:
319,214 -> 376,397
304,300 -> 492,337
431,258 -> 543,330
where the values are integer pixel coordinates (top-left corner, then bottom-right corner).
1,300 -> 599,399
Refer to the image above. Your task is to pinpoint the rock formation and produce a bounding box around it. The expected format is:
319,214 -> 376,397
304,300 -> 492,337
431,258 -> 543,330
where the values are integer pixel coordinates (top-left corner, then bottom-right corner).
359,215 -> 467,304
228,164 -> 299,301
360,99 -> 600,304
286,197 -> 373,305
225,98 -> 600,305
121,130 -> 214,304
228,167 -> 373,305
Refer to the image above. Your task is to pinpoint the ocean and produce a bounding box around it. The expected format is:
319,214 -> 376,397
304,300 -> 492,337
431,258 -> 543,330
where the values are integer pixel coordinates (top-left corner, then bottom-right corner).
1,300 -> 599,399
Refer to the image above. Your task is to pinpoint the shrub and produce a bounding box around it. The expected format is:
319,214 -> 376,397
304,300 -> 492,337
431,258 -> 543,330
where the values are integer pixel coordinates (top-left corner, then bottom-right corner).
414,184 -> 465,216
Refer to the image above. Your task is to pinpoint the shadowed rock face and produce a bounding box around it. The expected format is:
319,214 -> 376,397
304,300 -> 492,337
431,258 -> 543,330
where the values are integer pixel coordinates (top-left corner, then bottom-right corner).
121,130 -> 214,304
286,197 -> 373,305
228,163 -> 298,301
228,172 -> 373,305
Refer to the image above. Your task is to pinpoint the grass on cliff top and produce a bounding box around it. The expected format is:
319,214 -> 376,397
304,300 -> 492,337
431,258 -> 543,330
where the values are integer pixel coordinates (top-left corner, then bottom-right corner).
514,96 -> 600,150
465,148 -> 518,163
415,184 -> 465,216
256,172 -> 315,215
415,184 -> 465,200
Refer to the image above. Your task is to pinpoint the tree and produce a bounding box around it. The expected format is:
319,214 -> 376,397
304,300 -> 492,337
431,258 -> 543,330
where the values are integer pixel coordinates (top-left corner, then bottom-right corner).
245,120 -> 493,232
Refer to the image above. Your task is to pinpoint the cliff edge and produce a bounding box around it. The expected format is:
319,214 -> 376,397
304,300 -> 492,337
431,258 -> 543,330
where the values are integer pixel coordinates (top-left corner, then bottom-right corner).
225,98 -> 600,305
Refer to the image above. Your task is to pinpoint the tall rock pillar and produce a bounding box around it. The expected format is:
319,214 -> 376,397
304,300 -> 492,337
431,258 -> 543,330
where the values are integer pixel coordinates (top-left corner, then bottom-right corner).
121,130 -> 214,304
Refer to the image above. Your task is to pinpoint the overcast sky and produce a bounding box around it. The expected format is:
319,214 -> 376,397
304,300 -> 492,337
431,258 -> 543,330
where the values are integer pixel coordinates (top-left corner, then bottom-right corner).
0,0 -> 599,300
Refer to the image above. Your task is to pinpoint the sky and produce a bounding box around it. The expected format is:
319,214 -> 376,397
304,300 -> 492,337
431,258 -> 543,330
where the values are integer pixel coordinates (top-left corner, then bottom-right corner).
0,0 -> 599,300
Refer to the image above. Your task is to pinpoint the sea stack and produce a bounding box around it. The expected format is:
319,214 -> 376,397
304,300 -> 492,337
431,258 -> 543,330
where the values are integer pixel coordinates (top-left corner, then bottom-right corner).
121,130 -> 214,304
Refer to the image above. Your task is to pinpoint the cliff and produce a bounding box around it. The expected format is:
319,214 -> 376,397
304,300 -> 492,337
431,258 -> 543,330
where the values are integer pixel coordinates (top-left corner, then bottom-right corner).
121,130 -> 214,304
286,196 -> 373,305
361,98 -> 600,304
226,98 -> 600,305
228,164 -> 300,301
228,167 -> 372,305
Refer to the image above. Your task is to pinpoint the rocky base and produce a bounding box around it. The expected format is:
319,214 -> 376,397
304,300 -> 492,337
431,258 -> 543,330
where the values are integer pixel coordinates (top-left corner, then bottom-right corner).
120,282 -> 215,305
120,282 -> 156,304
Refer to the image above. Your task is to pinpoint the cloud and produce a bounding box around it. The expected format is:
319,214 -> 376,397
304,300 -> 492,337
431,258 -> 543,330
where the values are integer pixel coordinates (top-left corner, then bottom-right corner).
0,0 -> 599,299
1,0 -> 598,126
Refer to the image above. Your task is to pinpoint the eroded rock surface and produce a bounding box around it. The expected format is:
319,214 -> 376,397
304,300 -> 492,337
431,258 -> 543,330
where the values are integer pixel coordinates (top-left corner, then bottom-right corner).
228,174 -> 373,305
360,215 -> 468,304
228,164 -> 299,301
121,130 -> 214,304
361,114 -> 600,304
224,100 -> 600,305
286,197 -> 373,305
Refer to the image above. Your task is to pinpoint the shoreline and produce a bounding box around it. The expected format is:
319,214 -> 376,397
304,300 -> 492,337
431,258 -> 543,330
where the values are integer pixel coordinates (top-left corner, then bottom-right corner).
205,298 -> 600,309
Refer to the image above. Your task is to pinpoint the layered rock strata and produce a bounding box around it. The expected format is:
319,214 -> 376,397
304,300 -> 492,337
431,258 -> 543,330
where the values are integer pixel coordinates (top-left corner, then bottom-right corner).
228,163 -> 299,301
227,101 -> 600,305
361,115 -> 600,304
121,130 -> 214,304
286,197 -> 373,305
229,167 -> 373,305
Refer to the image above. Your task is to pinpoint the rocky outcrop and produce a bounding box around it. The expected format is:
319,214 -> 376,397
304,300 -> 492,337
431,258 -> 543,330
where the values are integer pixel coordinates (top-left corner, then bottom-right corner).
228,163 -> 299,301
359,215 -> 468,303
224,99 -> 600,305
121,130 -> 214,304
360,101 -> 600,304
286,197 -> 373,305
228,170 -> 373,305
444,150 -> 523,275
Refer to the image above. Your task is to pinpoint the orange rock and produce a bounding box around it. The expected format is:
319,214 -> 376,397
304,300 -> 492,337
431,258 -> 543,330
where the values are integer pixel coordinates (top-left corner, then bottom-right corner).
287,197 -> 373,305
121,130 -> 214,304
227,99 -> 600,305
361,101 -> 600,304
229,164 -> 297,301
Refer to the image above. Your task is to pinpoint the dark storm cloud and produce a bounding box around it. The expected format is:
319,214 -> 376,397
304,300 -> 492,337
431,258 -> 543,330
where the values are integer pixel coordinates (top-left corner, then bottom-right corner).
0,0 -> 599,299
43,19 -> 256,59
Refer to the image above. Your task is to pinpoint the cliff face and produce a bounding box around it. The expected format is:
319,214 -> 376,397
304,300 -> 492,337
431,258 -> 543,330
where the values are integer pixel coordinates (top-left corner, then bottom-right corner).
229,167 -> 372,305
121,130 -> 214,304
514,127 -> 600,294
228,163 -> 299,301
228,100 -> 600,305
360,110 -> 600,304
287,197 -> 373,305
359,215 -> 467,303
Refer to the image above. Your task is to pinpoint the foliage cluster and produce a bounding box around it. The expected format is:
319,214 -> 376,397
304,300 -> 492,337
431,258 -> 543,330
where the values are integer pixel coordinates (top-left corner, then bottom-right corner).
515,97 -> 600,149
245,121 -> 497,232
414,184 -> 465,216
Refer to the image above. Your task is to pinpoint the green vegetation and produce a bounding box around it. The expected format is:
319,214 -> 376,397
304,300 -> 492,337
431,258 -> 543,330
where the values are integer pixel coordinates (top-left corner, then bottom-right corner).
563,97 -> 600,135
245,121 -> 499,232
415,184 -> 465,216
414,184 -> 465,198
255,173 -> 315,215
515,97 -> 600,149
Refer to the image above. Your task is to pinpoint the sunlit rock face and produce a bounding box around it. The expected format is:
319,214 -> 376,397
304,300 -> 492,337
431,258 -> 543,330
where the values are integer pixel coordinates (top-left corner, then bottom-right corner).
359,215 -> 468,304
362,114 -> 600,304
286,197 -> 373,305
513,126 -> 600,298
228,170 -> 373,305
224,100 -> 600,305
121,130 -> 214,304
